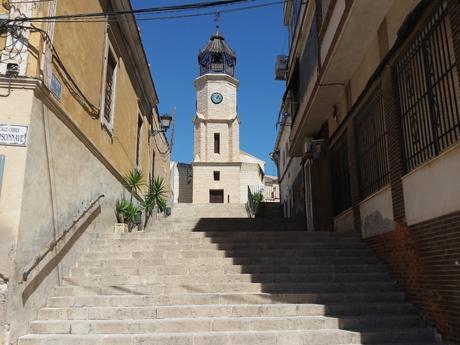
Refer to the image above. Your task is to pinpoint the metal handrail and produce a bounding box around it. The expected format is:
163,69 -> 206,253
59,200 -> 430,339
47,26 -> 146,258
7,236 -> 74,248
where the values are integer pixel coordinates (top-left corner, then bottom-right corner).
22,194 -> 104,282
247,186 -> 255,218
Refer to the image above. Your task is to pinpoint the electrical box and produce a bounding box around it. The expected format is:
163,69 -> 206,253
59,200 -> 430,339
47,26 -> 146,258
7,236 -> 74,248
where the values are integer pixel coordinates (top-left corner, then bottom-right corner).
275,55 -> 288,80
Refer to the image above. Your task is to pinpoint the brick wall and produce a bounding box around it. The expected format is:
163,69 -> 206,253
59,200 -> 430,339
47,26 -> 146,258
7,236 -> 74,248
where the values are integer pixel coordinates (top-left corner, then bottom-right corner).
381,67 -> 406,224
365,211 -> 460,345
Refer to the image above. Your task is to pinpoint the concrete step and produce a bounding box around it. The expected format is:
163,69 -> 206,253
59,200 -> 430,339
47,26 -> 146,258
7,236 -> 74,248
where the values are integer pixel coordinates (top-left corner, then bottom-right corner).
29,315 -> 423,334
64,273 -> 391,286
38,303 -> 418,320
70,263 -> 387,277
90,230 -> 354,240
165,204 -> 249,219
84,242 -> 368,252
78,249 -> 373,261
47,291 -> 407,308
18,329 -> 438,345
56,281 -> 398,294
76,256 -> 381,269
89,236 -> 364,246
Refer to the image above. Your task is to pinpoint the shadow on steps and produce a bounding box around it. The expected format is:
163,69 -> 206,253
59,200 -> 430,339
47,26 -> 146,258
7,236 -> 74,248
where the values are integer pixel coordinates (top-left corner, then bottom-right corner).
188,217 -> 440,344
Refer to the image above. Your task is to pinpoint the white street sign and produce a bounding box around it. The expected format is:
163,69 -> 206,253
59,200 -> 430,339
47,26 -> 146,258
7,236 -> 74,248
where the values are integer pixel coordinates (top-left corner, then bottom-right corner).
0,124 -> 28,146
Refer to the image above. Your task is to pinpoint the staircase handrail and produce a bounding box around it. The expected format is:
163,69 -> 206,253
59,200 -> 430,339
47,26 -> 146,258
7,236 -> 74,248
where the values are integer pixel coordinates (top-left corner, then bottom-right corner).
247,186 -> 255,218
22,194 -> 104,282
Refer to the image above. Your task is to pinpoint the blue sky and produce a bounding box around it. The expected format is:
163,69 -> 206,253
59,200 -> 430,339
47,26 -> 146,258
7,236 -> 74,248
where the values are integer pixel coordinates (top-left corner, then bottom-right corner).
132,1 -> 288,176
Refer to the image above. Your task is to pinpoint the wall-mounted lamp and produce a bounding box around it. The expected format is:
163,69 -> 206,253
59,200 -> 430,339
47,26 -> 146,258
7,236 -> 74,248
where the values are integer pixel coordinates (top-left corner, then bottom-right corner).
151,114 -> 173,136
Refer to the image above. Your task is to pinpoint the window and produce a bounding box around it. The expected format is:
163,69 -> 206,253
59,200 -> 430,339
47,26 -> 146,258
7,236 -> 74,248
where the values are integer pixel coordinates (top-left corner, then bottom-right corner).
135,115 -> 143,167
395,2 -> 460,172
209,190 -> 224,203
330,133 -> 352,216
214,133 -> 220,154
102,45 -> 118,129
354,89 -> 390,199
213,171 -> 220,181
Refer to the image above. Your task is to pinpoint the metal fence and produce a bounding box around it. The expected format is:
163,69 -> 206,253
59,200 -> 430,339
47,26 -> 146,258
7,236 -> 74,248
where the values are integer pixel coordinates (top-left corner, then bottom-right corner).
249,185 -> 280,202
354,89 -> 390,199
394,2 -> 460,172
330,133 -> 352,216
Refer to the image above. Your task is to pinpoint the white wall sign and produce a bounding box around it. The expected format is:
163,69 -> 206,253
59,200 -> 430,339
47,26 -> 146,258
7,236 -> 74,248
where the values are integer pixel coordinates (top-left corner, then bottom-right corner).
0,124 -> 28,146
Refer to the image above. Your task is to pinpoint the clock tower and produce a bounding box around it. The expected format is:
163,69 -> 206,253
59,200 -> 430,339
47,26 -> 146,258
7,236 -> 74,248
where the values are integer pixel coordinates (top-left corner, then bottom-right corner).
192,29 -> 242,204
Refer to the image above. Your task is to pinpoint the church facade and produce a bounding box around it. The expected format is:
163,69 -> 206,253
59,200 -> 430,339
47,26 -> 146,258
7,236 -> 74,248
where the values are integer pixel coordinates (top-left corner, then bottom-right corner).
172,30 -> 267,204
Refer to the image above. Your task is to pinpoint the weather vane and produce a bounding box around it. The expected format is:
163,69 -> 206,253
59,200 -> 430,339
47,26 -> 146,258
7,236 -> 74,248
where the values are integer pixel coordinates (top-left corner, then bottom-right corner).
214,12 -> 221,32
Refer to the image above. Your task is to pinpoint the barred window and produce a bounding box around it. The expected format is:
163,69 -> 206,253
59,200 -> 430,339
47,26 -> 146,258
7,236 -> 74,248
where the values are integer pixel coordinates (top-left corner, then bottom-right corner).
330,133 -> 352,216
395,2 -> 460,172
354,89 -> 390,199
103,47 -> 118,127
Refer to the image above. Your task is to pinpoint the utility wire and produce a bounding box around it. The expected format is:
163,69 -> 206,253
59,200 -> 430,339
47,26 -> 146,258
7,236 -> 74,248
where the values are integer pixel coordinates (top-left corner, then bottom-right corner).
8,0 -> 257,23
21,1 -> 286,24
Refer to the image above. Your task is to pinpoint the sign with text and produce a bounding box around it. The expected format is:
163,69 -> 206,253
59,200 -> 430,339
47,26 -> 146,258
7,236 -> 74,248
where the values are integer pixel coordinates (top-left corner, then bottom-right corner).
0,124 -> 28,146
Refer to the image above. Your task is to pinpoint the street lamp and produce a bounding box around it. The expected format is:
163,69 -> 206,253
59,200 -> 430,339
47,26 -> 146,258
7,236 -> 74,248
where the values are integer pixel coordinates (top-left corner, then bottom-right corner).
151,114 -> 173,136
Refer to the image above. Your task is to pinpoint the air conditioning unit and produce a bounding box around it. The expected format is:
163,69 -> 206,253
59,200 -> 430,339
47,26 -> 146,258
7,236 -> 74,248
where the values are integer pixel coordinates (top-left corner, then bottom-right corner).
275,55 -> 288,80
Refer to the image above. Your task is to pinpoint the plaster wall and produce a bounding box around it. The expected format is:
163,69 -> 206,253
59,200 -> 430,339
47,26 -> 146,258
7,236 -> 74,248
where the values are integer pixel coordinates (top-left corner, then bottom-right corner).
6,0 -> 164,183
195,75 -> 238,120
385,0 -> 420,51
192,164 -> 241,204
334,208 -> 354,232
278,126 -> 303,217
359,186 -> 394,239
402,144 -> 460,225
0,91 -> 125,342
239,163 -> 264,203
171,162 -> 193,203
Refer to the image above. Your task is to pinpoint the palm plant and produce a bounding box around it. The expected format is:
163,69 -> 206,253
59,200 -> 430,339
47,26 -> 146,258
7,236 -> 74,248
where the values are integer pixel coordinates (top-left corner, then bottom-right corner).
124,203 -> 140,230
123,168 -> 145,203
115,197 -> 130,223
141,176 -> 167,227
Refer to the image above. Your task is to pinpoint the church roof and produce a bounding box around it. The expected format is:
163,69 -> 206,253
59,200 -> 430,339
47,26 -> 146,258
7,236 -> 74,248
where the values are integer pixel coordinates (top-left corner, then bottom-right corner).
198,28 -> 236,77
199,30 -> 236,58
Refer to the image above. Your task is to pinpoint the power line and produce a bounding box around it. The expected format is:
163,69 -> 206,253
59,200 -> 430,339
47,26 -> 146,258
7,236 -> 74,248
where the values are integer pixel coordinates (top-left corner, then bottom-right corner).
8,0 -> 257,23
10,1 -> 285,25
27,1 -> 286,24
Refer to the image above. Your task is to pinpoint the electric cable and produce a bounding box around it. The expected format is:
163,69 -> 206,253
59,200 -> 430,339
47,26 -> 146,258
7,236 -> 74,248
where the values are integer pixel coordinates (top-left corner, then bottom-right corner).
9,0 -> 257,23
17,1 -> 286,24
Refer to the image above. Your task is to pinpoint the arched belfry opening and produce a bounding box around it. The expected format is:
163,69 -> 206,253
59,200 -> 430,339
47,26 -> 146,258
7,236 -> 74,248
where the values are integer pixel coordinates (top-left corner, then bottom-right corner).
198,29 -> 236,77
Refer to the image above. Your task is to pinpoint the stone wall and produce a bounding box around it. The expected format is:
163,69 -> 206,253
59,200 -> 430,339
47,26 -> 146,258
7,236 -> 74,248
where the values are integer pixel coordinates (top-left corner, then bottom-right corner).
0,91 -> 126,343
192,164 -> 241,204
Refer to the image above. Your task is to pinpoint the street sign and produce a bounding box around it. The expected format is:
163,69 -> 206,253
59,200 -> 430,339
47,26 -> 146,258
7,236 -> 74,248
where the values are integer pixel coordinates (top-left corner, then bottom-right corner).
0,124 -> 28,146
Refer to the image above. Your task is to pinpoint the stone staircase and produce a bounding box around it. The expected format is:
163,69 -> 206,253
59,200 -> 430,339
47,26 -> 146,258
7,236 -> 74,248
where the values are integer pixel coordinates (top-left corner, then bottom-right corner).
18,211 -> 441,344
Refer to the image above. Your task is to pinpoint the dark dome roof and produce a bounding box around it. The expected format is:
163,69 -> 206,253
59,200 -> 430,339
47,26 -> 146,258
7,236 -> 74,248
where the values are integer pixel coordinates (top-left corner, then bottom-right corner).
200,31 -> 236,58
198,29 -> 236,77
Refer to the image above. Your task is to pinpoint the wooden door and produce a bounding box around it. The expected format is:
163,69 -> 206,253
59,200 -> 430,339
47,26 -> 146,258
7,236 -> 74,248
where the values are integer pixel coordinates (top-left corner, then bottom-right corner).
209,190 -> 224,203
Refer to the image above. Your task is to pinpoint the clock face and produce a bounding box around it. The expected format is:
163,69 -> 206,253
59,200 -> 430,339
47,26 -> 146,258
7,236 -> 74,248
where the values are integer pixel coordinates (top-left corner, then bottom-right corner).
211,92 -> 223,104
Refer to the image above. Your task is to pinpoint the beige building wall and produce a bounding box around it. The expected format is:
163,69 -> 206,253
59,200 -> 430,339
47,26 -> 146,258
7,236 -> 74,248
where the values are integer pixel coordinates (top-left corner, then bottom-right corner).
192,164 -> 241,204
402,144 -> 460,226
0,1 -> 169,342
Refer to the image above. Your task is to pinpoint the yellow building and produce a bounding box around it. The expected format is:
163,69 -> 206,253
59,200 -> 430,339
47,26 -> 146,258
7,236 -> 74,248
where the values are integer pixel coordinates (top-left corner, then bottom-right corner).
0,1 -> 170,342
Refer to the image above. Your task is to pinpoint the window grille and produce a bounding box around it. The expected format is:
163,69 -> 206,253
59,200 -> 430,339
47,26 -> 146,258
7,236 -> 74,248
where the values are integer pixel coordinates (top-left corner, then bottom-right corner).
394,2 -> 460,172
104,51 -> 117,124
354,89 -> 390,199
330,133 -> 352,216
